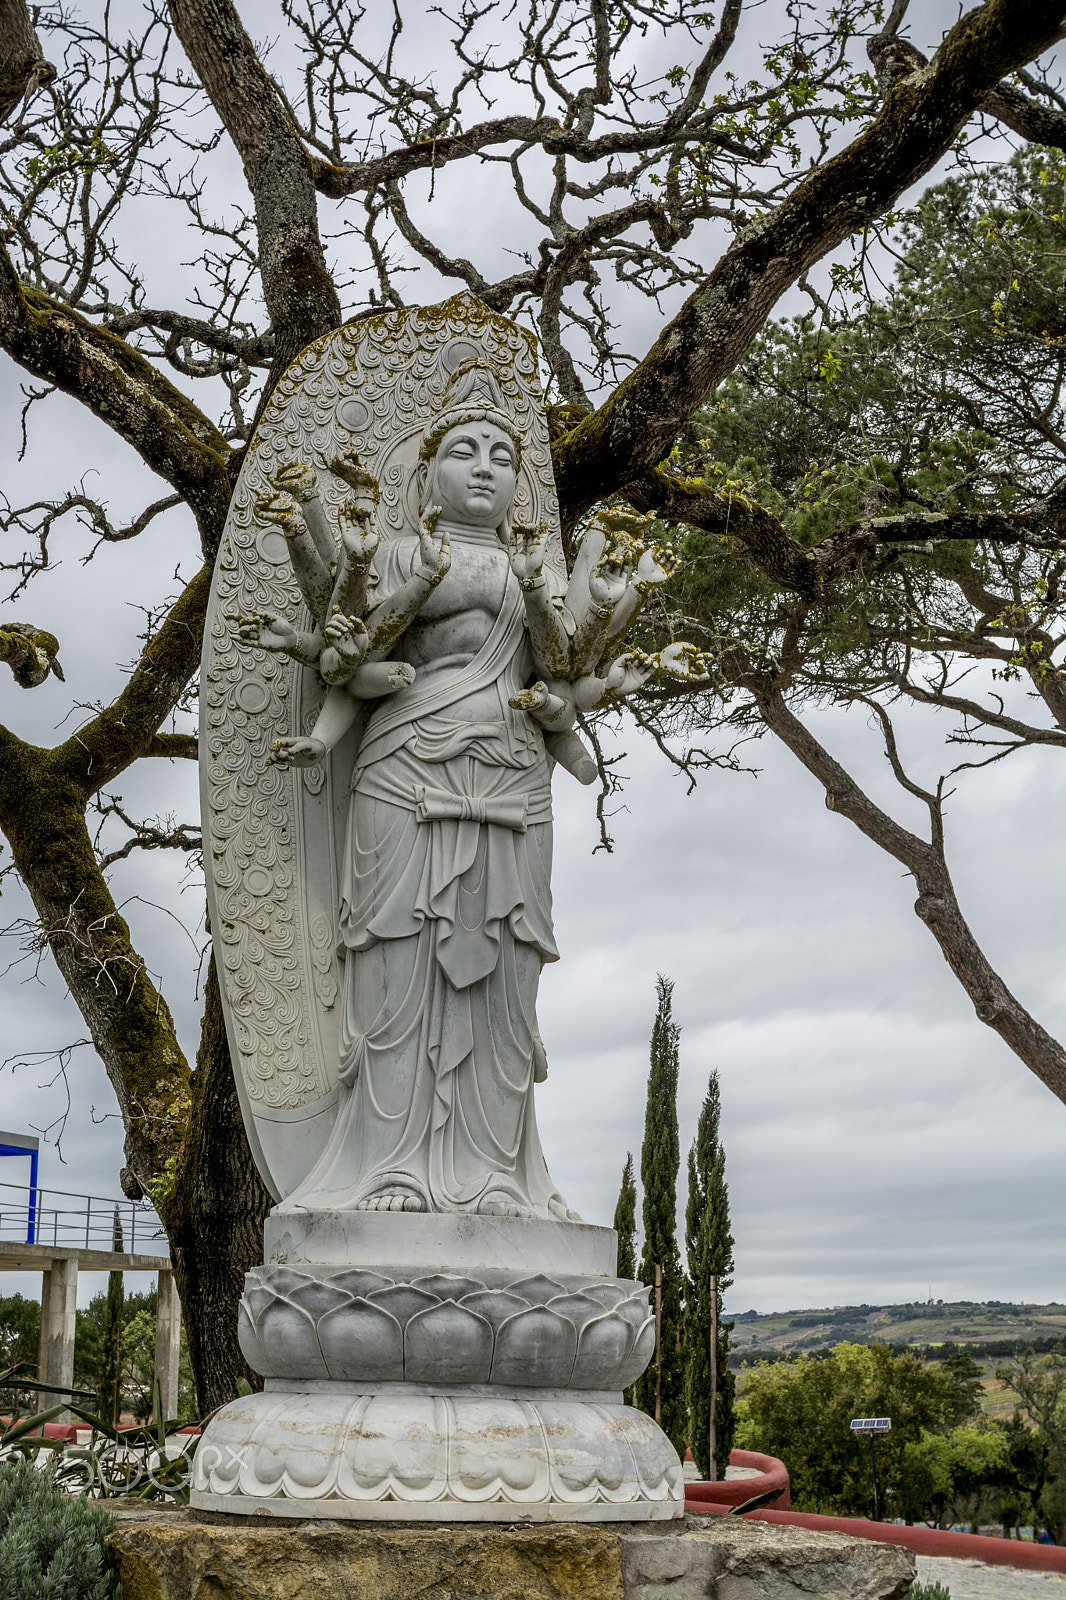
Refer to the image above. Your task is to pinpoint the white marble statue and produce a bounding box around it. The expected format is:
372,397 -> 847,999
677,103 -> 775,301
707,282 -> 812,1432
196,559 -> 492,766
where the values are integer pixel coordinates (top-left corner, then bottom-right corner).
194,300 -> 697,1521
231,361 -> 706,1224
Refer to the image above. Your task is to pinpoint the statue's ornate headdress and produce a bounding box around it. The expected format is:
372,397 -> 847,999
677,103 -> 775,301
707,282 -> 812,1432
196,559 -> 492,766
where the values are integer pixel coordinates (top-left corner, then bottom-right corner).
418,360 -> 523,467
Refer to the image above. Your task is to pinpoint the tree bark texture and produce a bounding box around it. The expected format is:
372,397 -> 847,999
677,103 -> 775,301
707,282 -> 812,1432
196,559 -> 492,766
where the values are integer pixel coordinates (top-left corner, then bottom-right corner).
0,734 -> 190,1192
162,957 -> 272,1414
167,0 -> 343,389
0,0 -> 55,126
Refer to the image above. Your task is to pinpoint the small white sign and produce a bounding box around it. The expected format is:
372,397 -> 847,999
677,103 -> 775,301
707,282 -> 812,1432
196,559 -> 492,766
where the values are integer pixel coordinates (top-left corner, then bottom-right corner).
850,1417 -> 891,1432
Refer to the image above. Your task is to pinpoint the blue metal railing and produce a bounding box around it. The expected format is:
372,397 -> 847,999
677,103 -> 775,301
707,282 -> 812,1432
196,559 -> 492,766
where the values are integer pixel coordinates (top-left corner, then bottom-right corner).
0,1178 -> 163,1254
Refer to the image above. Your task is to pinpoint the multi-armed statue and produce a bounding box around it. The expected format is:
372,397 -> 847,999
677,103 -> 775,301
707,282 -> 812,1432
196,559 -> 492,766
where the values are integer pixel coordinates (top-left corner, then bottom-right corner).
194,297 -> 704,1520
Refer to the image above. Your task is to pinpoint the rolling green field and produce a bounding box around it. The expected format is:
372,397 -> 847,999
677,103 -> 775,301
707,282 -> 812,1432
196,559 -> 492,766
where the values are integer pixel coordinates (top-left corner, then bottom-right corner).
726,1300 -> 1066,1361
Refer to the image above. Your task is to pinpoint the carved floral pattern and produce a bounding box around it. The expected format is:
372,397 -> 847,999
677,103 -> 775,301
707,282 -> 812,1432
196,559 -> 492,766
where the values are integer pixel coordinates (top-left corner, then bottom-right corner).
191,1390 -> 684,1513
238,1266 -> 655,1392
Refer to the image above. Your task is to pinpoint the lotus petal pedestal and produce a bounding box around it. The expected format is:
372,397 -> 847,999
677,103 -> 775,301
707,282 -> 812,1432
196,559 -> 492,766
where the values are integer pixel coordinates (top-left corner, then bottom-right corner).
191,1213 -> 685,1522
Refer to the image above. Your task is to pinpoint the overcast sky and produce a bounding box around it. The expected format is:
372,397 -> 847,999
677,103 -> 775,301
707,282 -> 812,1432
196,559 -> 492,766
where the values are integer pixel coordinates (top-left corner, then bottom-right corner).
0,0 -> 1062,1314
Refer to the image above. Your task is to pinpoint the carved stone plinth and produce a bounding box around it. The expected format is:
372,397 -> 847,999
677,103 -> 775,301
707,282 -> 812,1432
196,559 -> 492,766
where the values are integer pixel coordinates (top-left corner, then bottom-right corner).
190,1214 -> 685,1522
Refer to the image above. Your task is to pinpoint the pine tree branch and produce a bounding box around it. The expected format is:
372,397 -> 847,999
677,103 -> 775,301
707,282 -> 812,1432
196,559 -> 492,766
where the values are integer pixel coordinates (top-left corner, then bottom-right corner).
551,1 -> 1066,530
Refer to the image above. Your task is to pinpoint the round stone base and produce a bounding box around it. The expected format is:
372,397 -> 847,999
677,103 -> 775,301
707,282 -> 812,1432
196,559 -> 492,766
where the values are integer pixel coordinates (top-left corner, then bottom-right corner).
190,1389 -> 684,1522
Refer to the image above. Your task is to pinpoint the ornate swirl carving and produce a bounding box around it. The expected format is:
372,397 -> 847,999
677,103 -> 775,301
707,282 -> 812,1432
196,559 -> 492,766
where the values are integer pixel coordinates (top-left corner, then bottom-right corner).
237,1265 -> 655,1392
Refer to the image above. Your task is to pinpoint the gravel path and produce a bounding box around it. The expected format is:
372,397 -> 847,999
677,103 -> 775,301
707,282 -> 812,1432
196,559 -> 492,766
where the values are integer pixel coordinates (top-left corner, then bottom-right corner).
915,1554 -> 1066,1598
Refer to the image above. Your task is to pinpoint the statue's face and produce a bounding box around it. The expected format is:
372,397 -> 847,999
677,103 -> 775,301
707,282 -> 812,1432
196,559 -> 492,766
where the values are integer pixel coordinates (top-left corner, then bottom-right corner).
430,422 -> 517,528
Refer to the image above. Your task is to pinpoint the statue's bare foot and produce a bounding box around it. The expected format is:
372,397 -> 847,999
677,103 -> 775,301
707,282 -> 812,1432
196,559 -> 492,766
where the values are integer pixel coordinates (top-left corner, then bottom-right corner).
357,1187 -> 425,1212
477,1190 -> 531,1218
548,1193 -> 583,1223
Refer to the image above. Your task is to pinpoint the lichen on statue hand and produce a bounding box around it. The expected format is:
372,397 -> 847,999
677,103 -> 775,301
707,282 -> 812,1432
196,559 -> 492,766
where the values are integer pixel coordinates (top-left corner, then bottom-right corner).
267,735 -> 327,768
414,508 -> 451,585
320,610 -> 369,685
657,641 -> 712,682
232,612 -> 324,668
508,521 -> 548,589
272,461 -> 319,505
634,542 -> 680,593
509,679 -> 575,731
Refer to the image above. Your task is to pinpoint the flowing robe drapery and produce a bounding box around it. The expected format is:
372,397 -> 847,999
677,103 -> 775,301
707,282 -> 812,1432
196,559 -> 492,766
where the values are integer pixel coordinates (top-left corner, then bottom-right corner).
287,531 -> 568,1217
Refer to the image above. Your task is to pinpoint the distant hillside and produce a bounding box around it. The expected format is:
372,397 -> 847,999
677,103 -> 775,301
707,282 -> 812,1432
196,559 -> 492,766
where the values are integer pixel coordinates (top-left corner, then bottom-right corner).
724,1299 -> 1066,1365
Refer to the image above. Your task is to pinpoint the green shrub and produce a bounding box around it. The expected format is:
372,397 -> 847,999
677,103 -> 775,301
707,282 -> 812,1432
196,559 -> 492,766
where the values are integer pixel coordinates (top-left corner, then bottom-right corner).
908,1580 -> 952,1600
0,1455 -> 120,1599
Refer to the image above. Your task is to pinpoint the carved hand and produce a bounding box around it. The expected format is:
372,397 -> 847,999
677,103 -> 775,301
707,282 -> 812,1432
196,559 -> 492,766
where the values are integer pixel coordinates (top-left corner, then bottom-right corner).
323,611 -> 369,664
235,613 -> 299,653
254,490 -> 303,535
338,501 -> 380,563
272,461 -> 318,504
604,650 -> 655,697
325,453 -> 381,517
634,543 -> 680,593
320,611 -> 370,685
415,508 -> 451,585
508,521 -> 547,588
588,542 -> 632,608
267,736 -> 327,768
658,642 -> 712,681
508,680 -> 575,731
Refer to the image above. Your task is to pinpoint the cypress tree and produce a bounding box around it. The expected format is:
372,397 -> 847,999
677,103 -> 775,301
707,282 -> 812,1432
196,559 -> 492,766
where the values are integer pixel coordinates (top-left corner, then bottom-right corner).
633,976 -> 686,1454
684,1070 -> 736,1479
613,1152 -> 639,1407
98,1208 -> 125,1426
613,1153 -> 637,1279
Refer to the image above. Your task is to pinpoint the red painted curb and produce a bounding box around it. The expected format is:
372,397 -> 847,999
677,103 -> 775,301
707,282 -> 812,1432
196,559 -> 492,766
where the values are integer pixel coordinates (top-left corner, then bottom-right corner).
686,1501 -> 1066,1574
685,1448 -> 790,1511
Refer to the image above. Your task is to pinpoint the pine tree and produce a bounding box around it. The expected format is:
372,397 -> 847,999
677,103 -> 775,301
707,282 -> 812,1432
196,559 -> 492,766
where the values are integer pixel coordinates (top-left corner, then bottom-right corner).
633,976 -> 686,1454
97,1209 -> 125,1426
684,1070 -> 736,1479
613,1154 -> 637,1279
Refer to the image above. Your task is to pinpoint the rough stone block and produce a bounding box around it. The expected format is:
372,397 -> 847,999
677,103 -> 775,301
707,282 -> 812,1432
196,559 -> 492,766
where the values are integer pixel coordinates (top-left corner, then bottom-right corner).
107,1507 -> 915,1600
620,1519 -> 915,1600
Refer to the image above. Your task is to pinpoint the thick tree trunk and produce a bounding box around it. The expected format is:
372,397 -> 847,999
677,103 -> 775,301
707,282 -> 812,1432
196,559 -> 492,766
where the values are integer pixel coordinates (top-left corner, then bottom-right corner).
162,956 -> 272,1414
0,736 -> 191,1192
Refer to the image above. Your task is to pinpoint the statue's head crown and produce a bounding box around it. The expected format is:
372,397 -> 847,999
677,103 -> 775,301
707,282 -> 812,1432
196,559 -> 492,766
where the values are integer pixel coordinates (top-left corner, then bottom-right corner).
418,360 -> 522,466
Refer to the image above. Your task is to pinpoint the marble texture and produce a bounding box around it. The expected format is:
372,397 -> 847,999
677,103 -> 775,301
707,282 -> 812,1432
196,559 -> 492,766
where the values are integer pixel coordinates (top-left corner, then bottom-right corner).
237,1260 -> 654,1391
194,300 -> 708,1522
190,1389 -> 683,1521
265,1207 -> 615,1274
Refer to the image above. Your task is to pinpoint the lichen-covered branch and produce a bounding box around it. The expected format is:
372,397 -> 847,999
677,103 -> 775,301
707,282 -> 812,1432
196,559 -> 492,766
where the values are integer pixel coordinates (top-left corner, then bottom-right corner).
551,1 -> 1066,528
0,621 -> 63,686
0,248 -> 232,554
752,682 -> 1066,1104
53,564 -> 211,795
0,0 -> 55,126
0,724 -> 191,1192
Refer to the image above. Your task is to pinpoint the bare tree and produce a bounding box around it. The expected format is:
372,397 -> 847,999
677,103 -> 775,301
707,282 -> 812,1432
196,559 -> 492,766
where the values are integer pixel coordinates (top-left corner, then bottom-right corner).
1,0 -> 1064,1404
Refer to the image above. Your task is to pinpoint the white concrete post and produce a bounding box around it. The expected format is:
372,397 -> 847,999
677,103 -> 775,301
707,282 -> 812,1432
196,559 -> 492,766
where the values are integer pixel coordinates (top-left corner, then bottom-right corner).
154,1268 -> 181,1422
40,1256 -> 78,1422
35,1266 -> 51,1414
